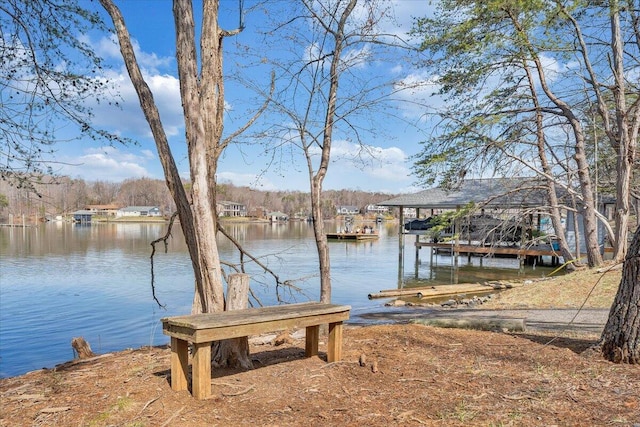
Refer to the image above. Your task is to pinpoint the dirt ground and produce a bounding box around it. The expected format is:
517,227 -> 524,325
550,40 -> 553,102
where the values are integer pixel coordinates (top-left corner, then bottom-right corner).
1,267 -> 639,427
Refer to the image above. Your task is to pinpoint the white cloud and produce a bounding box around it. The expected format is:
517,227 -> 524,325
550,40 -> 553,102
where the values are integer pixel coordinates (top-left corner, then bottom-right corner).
57,146 -> 157,181
391,64 -> 404,74
391,71 -> 443,120
94,35 -> 173,74
88,70 -> 184,140
304,42 -> 322,64
324,140 -> 411,184
79,35 -> 183,140
143,73 -> 184,136
537,54 -> 563,83
218,138 -> 414,193
140,149 -> 155,159
88,34 -> 122,61
341,45 -> 372,70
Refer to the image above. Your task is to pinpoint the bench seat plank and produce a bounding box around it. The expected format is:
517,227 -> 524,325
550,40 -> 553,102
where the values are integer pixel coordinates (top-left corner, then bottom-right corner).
162,302 -> 350,343
163,302 -> 350,329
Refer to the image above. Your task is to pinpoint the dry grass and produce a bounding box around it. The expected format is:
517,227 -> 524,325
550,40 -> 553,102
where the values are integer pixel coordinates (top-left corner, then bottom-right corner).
483,265 -> 621,309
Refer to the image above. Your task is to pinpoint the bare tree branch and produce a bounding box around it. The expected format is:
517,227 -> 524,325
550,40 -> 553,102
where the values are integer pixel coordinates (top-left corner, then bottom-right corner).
149,211 -> 180,308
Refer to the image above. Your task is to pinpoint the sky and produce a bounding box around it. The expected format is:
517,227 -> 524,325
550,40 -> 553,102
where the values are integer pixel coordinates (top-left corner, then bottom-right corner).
51,0 -> 439,194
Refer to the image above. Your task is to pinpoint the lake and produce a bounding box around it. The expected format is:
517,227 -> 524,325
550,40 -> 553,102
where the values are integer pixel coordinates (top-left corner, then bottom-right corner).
0,220 -> 555,378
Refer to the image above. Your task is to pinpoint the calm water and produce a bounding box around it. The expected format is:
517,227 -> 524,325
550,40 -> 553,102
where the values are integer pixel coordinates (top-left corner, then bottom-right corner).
0,221 -> 555,378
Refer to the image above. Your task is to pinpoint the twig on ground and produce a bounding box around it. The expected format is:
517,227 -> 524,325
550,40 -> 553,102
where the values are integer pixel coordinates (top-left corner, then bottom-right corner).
222,384 -> 255,397
317,361 -> 358,370
139,396 -> 160,415
501,394 -> 538,401
160,406 -> 184,427
212,381 -> 248,387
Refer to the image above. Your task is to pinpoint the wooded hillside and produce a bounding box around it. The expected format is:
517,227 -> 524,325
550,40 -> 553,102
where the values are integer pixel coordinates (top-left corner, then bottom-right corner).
0,176 -> 397,221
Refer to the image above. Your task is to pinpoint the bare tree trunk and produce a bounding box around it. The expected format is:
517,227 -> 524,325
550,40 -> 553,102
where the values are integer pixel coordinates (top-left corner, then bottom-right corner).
549,194 -> 574,268
559,1 -> 637,261
212,273 -> 253,369
306,0 -> 357,304
600,225 -> 640,364
571,194 -> 582,262
514,17 -> 603,267
174,0 -> 225,314
609,1 -> 632,262
522,60 -> 575,270
566,121 -> 602,266
310,179 -> 331,303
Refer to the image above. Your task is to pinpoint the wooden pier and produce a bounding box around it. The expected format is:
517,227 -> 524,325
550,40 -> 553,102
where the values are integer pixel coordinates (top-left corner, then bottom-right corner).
415,241 -> 560,266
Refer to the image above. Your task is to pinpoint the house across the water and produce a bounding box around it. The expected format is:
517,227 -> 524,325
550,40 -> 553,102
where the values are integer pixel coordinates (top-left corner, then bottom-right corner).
116,206 -> 163,218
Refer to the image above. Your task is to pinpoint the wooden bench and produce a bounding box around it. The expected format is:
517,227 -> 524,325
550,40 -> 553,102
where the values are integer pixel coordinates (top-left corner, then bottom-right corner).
161,302 -> 351,399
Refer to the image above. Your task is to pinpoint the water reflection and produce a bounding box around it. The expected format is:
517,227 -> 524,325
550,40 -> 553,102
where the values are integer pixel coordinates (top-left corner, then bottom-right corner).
0,221 -> 557,378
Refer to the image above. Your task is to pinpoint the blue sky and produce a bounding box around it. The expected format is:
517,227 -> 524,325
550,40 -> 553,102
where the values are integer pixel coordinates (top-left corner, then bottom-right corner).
53,0 -> 439,194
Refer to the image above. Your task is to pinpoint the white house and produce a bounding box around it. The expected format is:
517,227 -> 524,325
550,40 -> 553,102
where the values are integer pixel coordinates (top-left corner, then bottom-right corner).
336,205 -> 360,215
217,201 -> 247,217
116,206 -> 162,217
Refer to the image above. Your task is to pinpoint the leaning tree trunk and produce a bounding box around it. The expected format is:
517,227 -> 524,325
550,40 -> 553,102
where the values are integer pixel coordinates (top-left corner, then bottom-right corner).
600,224 -> 640,364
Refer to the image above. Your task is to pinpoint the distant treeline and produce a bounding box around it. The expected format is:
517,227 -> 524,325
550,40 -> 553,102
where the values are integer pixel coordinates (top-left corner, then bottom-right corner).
0,176 -> 399,221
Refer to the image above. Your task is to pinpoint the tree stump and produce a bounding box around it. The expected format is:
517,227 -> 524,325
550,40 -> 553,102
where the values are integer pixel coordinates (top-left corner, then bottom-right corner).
212,273 -> 253,369
71,337 -> 96,359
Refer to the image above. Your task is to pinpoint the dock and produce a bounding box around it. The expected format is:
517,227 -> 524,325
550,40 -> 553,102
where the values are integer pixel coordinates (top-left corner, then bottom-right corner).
368,282 -> 523,300
326,232 -> 379,241
415,241 -> 560,266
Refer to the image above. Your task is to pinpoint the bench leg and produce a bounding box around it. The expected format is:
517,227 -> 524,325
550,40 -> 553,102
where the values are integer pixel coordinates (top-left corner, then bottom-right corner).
305,325 -> 320,357
170,337 -> 188,392
327,321 -> 343,362
192,342 -> 212,399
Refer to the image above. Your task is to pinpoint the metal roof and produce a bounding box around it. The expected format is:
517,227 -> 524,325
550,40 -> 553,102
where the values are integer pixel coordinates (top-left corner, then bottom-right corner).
379,178 -> 548,210
120,206 -> 160,212
72,210 -> 95,215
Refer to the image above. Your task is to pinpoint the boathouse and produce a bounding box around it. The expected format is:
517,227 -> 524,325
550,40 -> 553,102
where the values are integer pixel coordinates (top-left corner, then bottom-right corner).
72,210 -> 95,224
268,211 -> 289,222
379,177 -> 564,270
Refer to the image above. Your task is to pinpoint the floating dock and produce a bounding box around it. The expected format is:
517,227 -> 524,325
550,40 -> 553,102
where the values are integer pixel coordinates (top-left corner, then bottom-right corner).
368,282 -> 523,300
326,232 -> 379,241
